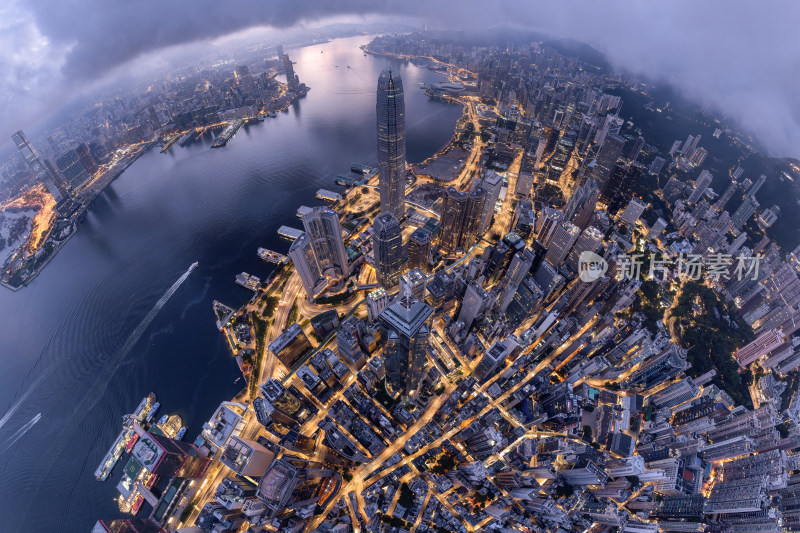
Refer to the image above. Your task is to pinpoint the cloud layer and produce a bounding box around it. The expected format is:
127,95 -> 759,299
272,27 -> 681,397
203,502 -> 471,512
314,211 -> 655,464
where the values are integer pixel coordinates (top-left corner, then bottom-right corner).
4,0 -> 800,157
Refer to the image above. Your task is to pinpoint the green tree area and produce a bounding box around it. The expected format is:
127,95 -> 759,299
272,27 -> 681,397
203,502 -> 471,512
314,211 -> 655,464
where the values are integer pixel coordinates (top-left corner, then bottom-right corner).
398,483 -> 415,509
287,298 -> 299,325
429,453 -> 457,475
631,280 -> 668,334
315,291 -> 357,306
671,282 -> 755,408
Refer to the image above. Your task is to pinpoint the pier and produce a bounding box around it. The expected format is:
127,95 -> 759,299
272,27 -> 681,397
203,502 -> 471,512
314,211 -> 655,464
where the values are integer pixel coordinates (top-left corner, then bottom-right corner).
278,226 -> 303,240
351,162 -> 374,174
211,119 -> 245,148
160,133 -> 183,153
235,272 -> 261,291
316,189 -> 343,202
257,247 -> 288,265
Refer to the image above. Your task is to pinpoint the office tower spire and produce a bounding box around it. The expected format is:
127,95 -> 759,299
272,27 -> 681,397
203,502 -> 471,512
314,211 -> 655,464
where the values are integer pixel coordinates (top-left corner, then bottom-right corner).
376,70 -> 407,219
372,213 -> 403,289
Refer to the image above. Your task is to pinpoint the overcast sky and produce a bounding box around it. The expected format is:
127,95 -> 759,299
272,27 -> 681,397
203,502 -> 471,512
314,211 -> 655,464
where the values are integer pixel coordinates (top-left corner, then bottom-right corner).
4,0 -> 800,158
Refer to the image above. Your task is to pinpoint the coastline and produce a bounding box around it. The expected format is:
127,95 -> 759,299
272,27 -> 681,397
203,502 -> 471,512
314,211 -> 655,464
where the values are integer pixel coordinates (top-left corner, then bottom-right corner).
0,142 -> 155,292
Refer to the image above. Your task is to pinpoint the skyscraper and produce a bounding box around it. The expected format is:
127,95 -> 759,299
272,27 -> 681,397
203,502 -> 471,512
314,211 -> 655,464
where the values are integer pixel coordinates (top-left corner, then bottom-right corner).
590,133 -> 625,189
462,187 -> 487,247
619,197 -> 647,226
749,174 -> 767,196
407,228 -> 432,272
289,232 -> 323,300
536,207 -> 564,247
302,207 -> 348,277
564,225 -> 604,273
600,164 -> 637,215
732,194 -> 759,229
378,288 -> 433,396
499,249 -> 535,313
372,213 -> 403,289
544,222 -> 581,267
439,187 -> 469,254
75,143 -> 98,174
11,130 -> 67,200
564,178 -> 599,230
55,149 -> 91,190
713,180 -> 738,212
687,169 -> 713,204
478,170 -> 503,234
458,281 -> 492,330
377,71 -> 407,219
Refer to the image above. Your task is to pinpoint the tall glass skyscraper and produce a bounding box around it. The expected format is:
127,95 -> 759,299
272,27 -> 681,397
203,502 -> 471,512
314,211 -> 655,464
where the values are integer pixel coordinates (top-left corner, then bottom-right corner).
376,71 -> 406,219
372,213 -> 403,289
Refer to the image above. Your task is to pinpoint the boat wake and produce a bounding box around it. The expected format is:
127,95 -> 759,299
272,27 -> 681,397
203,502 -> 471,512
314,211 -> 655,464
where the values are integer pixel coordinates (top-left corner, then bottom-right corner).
116,261 -> 197,359
0,262 -> 197,438
0,375 -> 44,432
0,413 -> 42,456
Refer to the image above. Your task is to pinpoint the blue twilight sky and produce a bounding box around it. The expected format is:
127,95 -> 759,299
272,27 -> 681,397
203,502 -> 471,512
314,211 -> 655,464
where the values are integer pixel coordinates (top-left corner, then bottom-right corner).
2,0 -> 800,158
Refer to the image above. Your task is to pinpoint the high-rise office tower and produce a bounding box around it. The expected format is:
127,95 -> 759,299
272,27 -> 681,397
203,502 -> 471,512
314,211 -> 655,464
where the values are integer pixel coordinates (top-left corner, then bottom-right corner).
687,169 -> 713,204
627,136 -> 645,162
282,54 -> 298,91
11,130 -> 67,200
511,199 -> 536,240
648,156 -> 666,176
462,187 -> 486,247
564,225 -> 604,273
600,164 -> 637,215
619,197 -> 647,226
376,70 -> 407,219
544,222 -> 581,267
75,143 -> 98,174
378,288 -> 433,396
713,180 -> 738,212
55,149 -> 91,189
458,281 -> 492,330
514,171 -> 535,198
590,133 -> 625,188
289,232 -> 323,300
647,217 -> 668,240
536,207 -> 565,247
408,228 -> 432,272
564,178 -> 599,230
372,213 -> 403,289
302,207 -> 348,277
499,249 -> 535,313
399,268 -> 427,301
748,174 -> 767,196
478,171 -> 503,234
732,194 -> 759,229
439,187 -> 469,254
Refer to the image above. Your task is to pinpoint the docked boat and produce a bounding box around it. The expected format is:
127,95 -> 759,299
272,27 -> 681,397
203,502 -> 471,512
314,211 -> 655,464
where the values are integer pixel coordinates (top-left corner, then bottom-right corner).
176,427 -> 187,440
156,414 -> 168,427
124,433 -> 140,454
145,402 -> 159,422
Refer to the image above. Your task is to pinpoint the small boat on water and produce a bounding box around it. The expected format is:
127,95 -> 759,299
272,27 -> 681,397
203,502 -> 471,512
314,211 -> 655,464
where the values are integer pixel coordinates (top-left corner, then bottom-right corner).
176,427 -> 187,440
145,402 -> 160,422
156,414 -> 168,427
